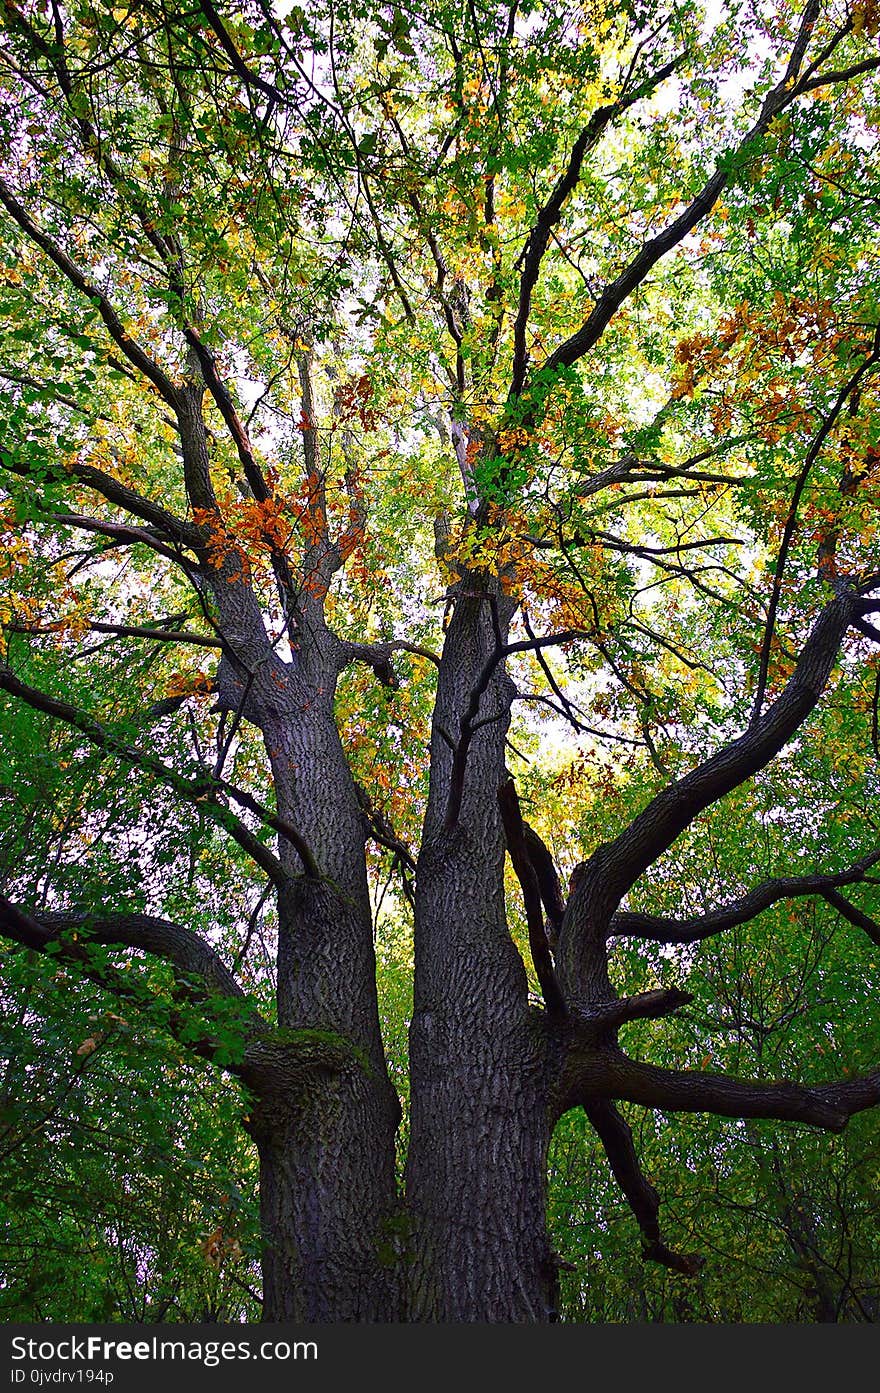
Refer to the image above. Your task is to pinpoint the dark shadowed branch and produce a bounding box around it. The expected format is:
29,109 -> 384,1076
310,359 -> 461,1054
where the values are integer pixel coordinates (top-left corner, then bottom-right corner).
584,1100 -> 704,1275
611,848 -> 880,945
0,896 -> 263,1066
574,1050 -> 880,1133
510,53 -> 682,396
498,779 -> 565,1015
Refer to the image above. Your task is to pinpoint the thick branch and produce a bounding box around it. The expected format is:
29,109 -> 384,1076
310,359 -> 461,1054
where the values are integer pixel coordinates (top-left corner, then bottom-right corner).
584,1100 -> 704,1275
196,0 -> 285,105
8,619 -> 221,649
0,453 -> 200,553
183,334 -> 300,619
593,1050 -> 880,1133
0,896 -> 261,1068
521,820 -> 566,941
342,639 -> 442,682
37,909 -> 245,1001
47,513 -> 199,569
580,987 -> 693,1034
819,888 -> 880,949
577,593 -> 859,917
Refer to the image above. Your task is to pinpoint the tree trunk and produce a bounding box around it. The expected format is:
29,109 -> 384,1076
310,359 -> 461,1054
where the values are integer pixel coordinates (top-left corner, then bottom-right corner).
406,592 -> 560,1321
232,648 -> 401,1321
244,1039 -> 400,1321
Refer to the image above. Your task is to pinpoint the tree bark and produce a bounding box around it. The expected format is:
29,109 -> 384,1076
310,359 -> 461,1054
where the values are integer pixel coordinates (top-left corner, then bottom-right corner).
243,1037 -> 400,1321
218,619 -> 401,1321
406,590 -> 560,1321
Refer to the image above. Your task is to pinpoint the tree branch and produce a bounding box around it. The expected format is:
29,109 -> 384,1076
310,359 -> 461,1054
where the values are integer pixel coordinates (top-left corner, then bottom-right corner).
37,909 -> 246,1001
534,0 -> 837,385
0,896 -> 261,1068
498,779 -> 565,1015
590,1049 -> 880,1134
584,1099 -> 704,1275
341,638 -> 442,689
611,848 -> 880,944
510,55 -> 681,396
819,888 -> 880,949
751,327 -> 880,722
579,987 -> 693,1035
354,782 -> 417,874
0,450 -> 200,552
521,818 -> 566,943
0,662 -> 292,886
46,513 -> 200,569
0,176 -> 179,406
7,619 -> 221,649
182,332 -> 300,621
569,592 -> 861,924
445,626 -> 585,832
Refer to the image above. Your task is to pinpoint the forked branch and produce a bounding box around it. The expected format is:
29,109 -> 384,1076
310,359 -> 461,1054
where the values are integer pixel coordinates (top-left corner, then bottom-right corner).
535,0 -> 878,388
611,848 -> 880,945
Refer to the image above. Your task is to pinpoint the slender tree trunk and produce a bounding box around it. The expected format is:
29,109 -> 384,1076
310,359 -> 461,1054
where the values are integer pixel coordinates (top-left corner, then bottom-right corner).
406,592 -> 560,1321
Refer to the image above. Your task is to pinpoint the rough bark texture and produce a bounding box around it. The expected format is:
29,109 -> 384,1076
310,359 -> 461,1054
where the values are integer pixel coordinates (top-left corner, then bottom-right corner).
243,1038 -> 399,1321
207,528 -> 401,1320
406,590 -> 560,1321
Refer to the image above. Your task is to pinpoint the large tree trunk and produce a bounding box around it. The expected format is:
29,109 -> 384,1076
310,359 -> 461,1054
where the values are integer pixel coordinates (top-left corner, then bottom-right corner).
244,1037 -> 400,1321
230,643 -> 401,1321
405,592 -> 560,1321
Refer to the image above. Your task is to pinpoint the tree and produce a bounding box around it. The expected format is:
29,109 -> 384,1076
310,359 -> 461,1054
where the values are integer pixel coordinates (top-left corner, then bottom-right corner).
1,0 -> 880,1323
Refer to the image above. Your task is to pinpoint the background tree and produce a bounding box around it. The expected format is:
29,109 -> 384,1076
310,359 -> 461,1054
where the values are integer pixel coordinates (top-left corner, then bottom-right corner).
1,0 -> 880,1322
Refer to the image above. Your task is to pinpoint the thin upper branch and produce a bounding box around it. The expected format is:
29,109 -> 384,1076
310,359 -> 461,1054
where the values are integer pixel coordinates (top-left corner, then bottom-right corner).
0,662 -> 293,886
751,328 -> 880,722
510,55 -> 681,396
533,0 -> 851,387
611,848 -> 880,944
444,625 -> 585,832
0,176 -> 179,407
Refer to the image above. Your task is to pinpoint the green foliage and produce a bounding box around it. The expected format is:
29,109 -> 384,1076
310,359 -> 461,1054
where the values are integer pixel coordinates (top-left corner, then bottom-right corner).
1,0 -> 879,1323
0,949 -> 260,1322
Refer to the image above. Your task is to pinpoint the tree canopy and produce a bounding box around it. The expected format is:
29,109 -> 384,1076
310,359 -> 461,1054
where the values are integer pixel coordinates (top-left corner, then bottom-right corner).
1,0 -> 880,1323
